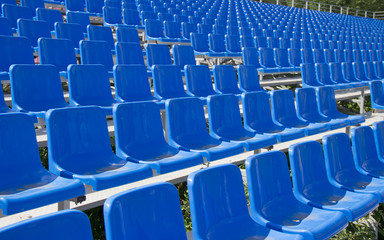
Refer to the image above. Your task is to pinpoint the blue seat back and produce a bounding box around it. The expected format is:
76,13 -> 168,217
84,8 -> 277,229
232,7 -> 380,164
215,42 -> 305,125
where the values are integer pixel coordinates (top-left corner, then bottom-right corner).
0,36 -> 34,72
115,42 -> 145,65
242,47 -> 261,68
103,6 -> 122,25
255,36 -> 267,48
173,45 -> 196,69
246,151 -> 295,215
374,61 -> 384,78
344,49 -> 354,63
85,0 -> 103,14
2,4 -> 33,28
65,0 -> 84,12
373,121 -> 384,161
267,37 -> 279,48
369,50 -> 378,62
114,64 -> 154,102
334,49 -> 345,63
87,25 -> 114,50
301,48 -> 314,64
274,48 -> 292,68
324,49 -> 336,63
188,164 -> 251,239
364,61 -> 379,80
288,48 -> 302,67
46,106 -> 117,175
329,62 -> 348,84
361,50 -> 370,62
301,39 -> 311,48
146,43 -> 172,67
123,9 -> 141,26
145,19 -> 164,38
213,65 -> 241,94
279,37 -> 290,49
237,65 -> 263,92
0,17 -> 12,36
17,19 -> 51,47
290,38 -> 301,49
116,27 -> 140,43
55,22 -> 84,49
66,11 -> 90,33
213,24 -> 225,34
0,210 -> 93,240
240,35 -> 255,48
104,182 -> 187,240
80,40 -> 114,71
197,23 -> 211,34
259,47 -> 277,68
341,62 -> 359,83
68,64 -> 115,107
301,63 -> 321,87
190,33 -> 209,53
152,65 -> 187,99
36,8 -> 63,31
164,20 -> 181,39
369,81 -> 384,107
271,89 -> 300,125
352,62 -> 369,81
315,63 -> 336,86
38,38 -> 77,72
10,65 -> 68,112
352,49 -> 363,62
316,86 -> 340,117
226,34 -> 241,53
209,34 -> 226,53
181,22 -> 196,39
313,49 -> 325,63
295,87 -> 323,121
185,65 -> 216,97
20,0 -> 44,12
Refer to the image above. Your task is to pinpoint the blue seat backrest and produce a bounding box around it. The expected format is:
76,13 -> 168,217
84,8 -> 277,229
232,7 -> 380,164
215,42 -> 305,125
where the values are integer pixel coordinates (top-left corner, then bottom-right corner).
352,49 -> 363,62
226,34 -> 241,53
184,65 -> 216,97
104,182 -> 187,240
10,65 -> 68,113
152,65 -> 187,99
315,63 -> 335,85
313,49 -> 325,63
329,62 -> 347,84
55,22 -> 84,49
237,65 -> 264,92
103,6 -> 122,25
2,4 -> 33,28
123,9 -> 141,26
242,47 -> 261,67
271,89 -> 299,124
364,61 -> 378,80
85,0 -> 103,14
334,49 -> 345,63
213,65 -> 241,94
146,44 -> 172,67
36,8 -> 63,31
20,0 -> 44,12
80,40 -> 114,71
0,210 -> 93,240
68,64 -> 115,107
187,164 -> 251,239
373,121 -> 384,160
0,36 -> 34,72
65,0 -> 85,12
324,49 -> 336,63
209,34 -> 226,53
0,17 -> 12,36
17,19 -> 51,47
116,27 -> 140,43
164,21 -> 182,38
115,42 -> 145,65
66,11 -> 90,33
87,25 -> 114,50
173,45 -> 196,69
344,49 -> 354,63
352,62 -> 369,81
114,64 -> 154,102
145,19 -> 164,38
316,86 -> 340,117
241,91 -> 275,130
301,48 -> 314,64
181,22 -> 196,39
190,33 -> 209,53
341,62 -> 359,82
301,63 -> 321,87
259,47 -> 277,68
288,48 -> 302,67
38,38 -> 77,72
255,36 -> 268,48
351,126 -> 381,171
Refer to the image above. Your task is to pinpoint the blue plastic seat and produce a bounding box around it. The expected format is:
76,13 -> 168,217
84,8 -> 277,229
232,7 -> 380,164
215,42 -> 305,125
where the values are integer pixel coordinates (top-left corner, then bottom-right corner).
259,47 -> 280,72
370,81 -> 384,110
334,49 -> 345,63
173,45 -> 196,70
279,37 -> 290,49
0,17 -> 12,36
104,182 -> 187,240
329,62 -> 365,88
369,50 -> 379,62
351,126 -> 384,179
343,49 -> 354,63
267,37 -> 280,48
374,61 -> 384,79
301,39 -> 311,49
290,38 -> 301,49
213,65 -> 243,95
54,22 -> 84,50
123,9 -> 142,27
20,0 -> 44,13
190,33 -> 209,55
87,25 -> 114,51
116,27 -> 140,43
288,48 -> 302,68
0,210 -> 93,239
207,94 -> 277,151
237,65 -> 265,92
323,133 -> 384,203
324,49 -> 336,63
289,140 -> 379,221
271,89 -> 328,135
373,121 -> 384,163
114,102 -> 203,174
152,65 -> 189,101
246,151 -> 348,240
301,48 -> 314,64
241,35 -> 255,48
164,21 -> 188,42
67,64 -> 116,115
66,11 -> 90,34
316,86 -> 365,125
166,97 -> 244,161
17,19 -> 51,49
65,0 -> 84,12
255,36 -> 268,48
184,65 -> 217,99
146,43 -> 172,68
36,8 -> 63,32
377,50 -> 384,61
352,62 -> 371,83
341,62 -> 367,86
115,42 -> 145,65
0,113 -> 85,215
296,87 -> 349,130
188,164 -> 304,240
102,6 -> 123,27
46,106 -> 153,191
85,0 -> 103,14
364,61 -> 382,81
312,49 -> 325,63
225,34 -> 242,55
208,34 -> 227,56
10,65 -> 69,118
0,36 -> 34,81
241,92 -> 305,142
352,49 -> 363,62
2,4 -> 33,29
197,23 -> 211,34
80,40 -> 114,71
361,50 -> 370,62
300,63 -> 323,88
181,22 -> 196,40
144,19 -> 165,41
242,47 -> 262,68
274,48 -> 297,71
113,64 -> 159,104
213,24 -> 225,35
38,38 -> 77,77
316,63 -> 349,89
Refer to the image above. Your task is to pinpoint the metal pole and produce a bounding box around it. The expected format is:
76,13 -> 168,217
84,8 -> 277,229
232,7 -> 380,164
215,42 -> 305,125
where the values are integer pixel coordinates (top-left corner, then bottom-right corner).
373,12 -> 376,19
292,0 -> 295,7
346,7 -> 349,15
276,0 -> 279,5
318,3 -> 321,11
365,11 -> 367,18
305,1 -> 308,9
330,5 -> 332,13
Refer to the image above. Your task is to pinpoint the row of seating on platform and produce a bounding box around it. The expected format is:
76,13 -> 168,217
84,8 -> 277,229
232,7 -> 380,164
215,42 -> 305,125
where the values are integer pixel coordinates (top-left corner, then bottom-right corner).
3,122 -> 384,239
0,85 -> 364,216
